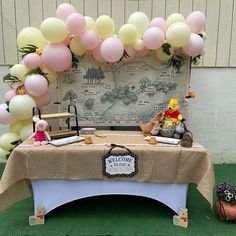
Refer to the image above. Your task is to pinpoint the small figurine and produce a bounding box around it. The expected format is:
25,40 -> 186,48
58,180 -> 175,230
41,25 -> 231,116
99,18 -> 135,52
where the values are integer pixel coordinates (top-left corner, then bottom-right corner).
139,111 -> 164,136
28,116 -> 51,146
173,208 -> 188,228
29,206 -> 45,225
163,98 -> 183,127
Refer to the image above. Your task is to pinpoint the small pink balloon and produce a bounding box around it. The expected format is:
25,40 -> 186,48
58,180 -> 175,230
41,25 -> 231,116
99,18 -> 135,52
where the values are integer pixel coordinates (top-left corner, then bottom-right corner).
80,30 -> 100,50
56,3 -> 76,22
136,47 -> 150,57
4,90 -> 16,102
101,37 -> 124,62
123,46 -> 136,61
66,13 -> 86,36
186,11 -> 206,33
92,44 -> 105,62
33,91 -> 51,107
42,43 -> 72,72
143,27 -> 165,50
183,33 -> 204,57
24,74 -> 48,97
150,17 -> 167,33
0,103 -> 16,124
23,53 -> 42,69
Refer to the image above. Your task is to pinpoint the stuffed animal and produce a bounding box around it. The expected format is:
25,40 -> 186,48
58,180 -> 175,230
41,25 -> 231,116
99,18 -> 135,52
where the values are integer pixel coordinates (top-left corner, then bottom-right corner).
163,98 -> 183,127
173,208 -> 188,228
139,111 -> 164,136
28,116 -> 51,146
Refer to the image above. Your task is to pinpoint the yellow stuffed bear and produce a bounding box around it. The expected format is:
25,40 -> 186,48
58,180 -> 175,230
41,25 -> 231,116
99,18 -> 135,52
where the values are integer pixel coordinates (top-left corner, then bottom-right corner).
163,98 -> 183,127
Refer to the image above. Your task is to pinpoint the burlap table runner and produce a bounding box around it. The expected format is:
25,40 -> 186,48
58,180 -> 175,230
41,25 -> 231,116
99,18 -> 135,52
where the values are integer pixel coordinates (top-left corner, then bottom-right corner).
0,131 -> 215,212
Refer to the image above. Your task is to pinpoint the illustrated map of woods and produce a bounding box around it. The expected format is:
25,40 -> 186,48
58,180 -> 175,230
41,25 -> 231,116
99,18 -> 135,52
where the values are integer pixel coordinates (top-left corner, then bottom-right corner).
59,54 -> 190,126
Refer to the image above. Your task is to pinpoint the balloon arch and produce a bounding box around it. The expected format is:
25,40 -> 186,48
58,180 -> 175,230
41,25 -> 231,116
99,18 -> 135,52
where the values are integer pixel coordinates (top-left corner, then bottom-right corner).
0,3 -> 206,159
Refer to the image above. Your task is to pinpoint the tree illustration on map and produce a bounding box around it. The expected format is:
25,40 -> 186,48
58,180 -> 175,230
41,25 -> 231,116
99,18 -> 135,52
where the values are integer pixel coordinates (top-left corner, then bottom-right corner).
83,66 -> 105,84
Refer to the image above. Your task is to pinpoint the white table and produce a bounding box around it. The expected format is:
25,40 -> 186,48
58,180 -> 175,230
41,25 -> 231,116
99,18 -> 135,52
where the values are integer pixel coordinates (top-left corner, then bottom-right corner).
32,179 -> 188,215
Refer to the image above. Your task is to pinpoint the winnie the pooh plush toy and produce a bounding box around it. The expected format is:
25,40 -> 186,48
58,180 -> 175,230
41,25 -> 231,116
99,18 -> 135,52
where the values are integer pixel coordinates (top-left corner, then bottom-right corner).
163,98 -> 183,127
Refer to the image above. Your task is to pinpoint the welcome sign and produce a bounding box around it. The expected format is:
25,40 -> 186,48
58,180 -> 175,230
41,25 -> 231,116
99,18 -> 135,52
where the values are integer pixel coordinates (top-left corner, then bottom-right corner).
102,144 -> 138,178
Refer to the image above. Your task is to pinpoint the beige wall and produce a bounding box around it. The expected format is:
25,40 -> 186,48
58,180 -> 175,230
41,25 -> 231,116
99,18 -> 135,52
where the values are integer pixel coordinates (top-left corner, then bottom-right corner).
0,0 -> 236,67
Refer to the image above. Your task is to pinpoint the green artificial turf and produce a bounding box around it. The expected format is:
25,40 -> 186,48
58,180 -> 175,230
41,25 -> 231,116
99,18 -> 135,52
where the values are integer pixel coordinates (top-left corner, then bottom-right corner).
0,163 -> 235,236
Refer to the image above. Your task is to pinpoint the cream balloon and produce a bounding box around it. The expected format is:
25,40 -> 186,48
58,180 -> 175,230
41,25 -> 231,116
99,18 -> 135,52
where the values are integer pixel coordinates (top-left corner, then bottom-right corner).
85,16 -> 96,30
41,66 -> 58,84
70,37 -> 87,56
17,27 -> 48,50
127,12 -> 149,38
10,120 -> 27,135
0,132 -> 20,151
118,24 -> 138,45
0,147 -> 10,160
95,15 -> 115,39
166,22 -> 191,47
40,17 -> 69,43
10,64 -> 29,82
166,13 -> 185,27
20,124 -> 33,141
133,39 -> 144,51
9,95 -> 36,120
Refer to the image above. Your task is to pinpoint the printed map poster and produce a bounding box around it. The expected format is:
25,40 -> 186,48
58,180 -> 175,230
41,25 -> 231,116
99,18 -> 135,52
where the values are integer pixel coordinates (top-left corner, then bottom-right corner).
58,54 -> 190,126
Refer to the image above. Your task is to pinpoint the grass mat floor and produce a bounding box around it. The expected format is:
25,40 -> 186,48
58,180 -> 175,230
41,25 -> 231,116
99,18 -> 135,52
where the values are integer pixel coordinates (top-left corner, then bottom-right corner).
0,163 -> 235,236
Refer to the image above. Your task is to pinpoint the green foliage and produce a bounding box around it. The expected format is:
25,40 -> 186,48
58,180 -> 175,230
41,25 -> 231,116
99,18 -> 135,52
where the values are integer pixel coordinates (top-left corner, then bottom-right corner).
5,139 -> 22,160
18,44 -> 37,58
63,90 -> 78,105
215,182 -> 236,205
161,43 -> 172,55
167,54 -> 185,73
3,73 -> 19,84
191,55 -> 201,65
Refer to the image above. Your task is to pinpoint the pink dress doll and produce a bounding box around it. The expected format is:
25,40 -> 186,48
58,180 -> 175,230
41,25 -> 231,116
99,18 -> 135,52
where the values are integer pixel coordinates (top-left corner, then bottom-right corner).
28,116 -> 51,146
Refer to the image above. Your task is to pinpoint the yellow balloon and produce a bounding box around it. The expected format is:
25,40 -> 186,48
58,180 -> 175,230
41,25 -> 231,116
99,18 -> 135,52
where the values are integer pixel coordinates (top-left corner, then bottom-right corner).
0,132 -> 20,151
156,46 -> 174,61
85,16 -> 96,30
127,12 -> 149,38
9,95 -> 36,120
0,147 -> 10,160
166,22 -> 190,47
166,13 -> 185,28
95,15 -> 115,39
20,124 -> 33,141
133,39 -> 144,51
118,24 -> 138,45
40,17 -> 69,43
17,27 -> 48,50
70,37 -> 87,56
10,64 -> 29,82
10,120 -> 26,135
41,66 -> 58,84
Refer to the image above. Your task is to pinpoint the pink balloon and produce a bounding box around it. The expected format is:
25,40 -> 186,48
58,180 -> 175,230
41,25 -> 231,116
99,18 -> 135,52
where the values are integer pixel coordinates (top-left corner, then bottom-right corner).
143,27 -> 165,50
80,30 -> 100,50
33,91 -> 51,107
42,43 -> 72,72
123,46 -> 136,61
0,103 -> 16,124
56,3 -> 76,22
4,90 -> 16,102
186,11 -> 206,33
150,17 -> 167,33
23,53 -> 42,69
183,33 -> 204,57
24,74 -> 48,97
92,44 -> 105,62
66,13 -> 86,36
101,37 -> 124,62
136,47 -> 150,57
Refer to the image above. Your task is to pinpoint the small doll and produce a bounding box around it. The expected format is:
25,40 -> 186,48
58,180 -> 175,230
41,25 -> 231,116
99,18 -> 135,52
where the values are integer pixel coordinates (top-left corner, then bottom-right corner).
28,116 -> 51,146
